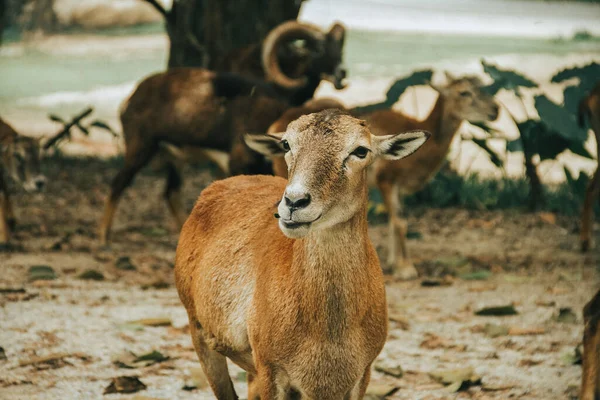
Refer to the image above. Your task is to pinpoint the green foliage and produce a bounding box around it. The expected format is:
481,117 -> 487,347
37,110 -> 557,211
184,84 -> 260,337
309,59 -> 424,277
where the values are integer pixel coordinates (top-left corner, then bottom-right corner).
368,169 -> 596,221
481,59 -> 537,96
352,69 -> 433,114
534,94 -> 587,142
551,62 -> 600,91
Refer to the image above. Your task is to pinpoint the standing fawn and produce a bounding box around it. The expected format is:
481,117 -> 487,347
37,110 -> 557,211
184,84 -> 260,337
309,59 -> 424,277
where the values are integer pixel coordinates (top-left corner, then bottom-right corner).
581,289 -> 600,400
0,118 -> 46,244
364,73 -> 499,279
579,82 -> 600,252
175,109 -> 429,399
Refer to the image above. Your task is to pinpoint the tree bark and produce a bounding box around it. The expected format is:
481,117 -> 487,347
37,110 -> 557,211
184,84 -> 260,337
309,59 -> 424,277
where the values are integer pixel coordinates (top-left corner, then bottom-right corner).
151,0 -> 303,69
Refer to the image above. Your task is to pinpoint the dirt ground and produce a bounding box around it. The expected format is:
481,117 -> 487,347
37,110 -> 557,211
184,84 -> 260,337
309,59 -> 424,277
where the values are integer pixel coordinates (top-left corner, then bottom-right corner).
1,157 -> 598,400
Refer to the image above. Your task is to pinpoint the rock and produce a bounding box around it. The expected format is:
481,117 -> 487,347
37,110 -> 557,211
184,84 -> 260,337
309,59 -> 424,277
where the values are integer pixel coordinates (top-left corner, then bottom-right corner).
28,265 -> 57,282
103,376 -> 147,394
78,269 -> 105,281
554,307 -> 577,324
365,383 -> 399,399
116,256 -> 137,271
429,367 -> 481,391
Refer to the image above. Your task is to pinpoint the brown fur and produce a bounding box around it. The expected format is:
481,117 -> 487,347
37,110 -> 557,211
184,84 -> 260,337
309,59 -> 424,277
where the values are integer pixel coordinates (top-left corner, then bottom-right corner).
175,110 -> 429,399
579,82 -> 600,252
362,75 -> 499,279
0,118 -> 46,244
99,22 -> 347,245
582,289 -> 600,400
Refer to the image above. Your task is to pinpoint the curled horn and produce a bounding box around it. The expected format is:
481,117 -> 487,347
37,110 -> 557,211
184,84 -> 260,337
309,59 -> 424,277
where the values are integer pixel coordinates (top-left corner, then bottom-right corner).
262,21 -> 325,90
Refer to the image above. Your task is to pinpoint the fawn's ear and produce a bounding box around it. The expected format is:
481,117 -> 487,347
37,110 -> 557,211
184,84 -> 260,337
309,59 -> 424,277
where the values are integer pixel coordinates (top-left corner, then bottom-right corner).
244,133 -> 286,157
372,130 -> 430,160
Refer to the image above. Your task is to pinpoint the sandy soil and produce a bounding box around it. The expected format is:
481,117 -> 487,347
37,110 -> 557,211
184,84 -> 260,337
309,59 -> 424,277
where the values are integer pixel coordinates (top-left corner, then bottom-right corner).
0,158 -> 598,400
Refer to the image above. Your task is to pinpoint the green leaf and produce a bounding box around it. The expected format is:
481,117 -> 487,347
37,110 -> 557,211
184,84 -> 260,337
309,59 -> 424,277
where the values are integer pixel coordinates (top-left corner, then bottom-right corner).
481,59 -> 537,95
534,94 -> 587,142
75,123 -> 90,136
567,140 -> 594,159
562,85 -> 586,116
90,120 -> 119,137
385,69 -> 433,104
551,62 -> 600,91
475,305 -> 518,316
352,69 -> 433,114
506,139 -> 523,152
471,138 -> 504,167
48,114 -> 65,123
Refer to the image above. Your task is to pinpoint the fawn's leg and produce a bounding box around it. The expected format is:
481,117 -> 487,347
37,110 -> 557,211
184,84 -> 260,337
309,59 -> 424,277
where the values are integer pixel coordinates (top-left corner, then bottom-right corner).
379,179 -> 417,280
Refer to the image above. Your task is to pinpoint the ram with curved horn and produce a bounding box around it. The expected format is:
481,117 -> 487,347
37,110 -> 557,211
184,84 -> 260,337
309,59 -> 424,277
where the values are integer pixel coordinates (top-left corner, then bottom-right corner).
99,21 -> 347,245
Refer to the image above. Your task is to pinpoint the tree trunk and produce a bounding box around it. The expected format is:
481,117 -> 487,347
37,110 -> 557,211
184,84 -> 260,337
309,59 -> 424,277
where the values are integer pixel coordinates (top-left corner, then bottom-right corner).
523,151 -> 544,211
163,0 -> 303,69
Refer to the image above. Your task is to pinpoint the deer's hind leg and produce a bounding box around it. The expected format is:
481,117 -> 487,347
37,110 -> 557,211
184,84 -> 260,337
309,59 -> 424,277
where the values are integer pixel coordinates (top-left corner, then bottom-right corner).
581,289 -> 600,400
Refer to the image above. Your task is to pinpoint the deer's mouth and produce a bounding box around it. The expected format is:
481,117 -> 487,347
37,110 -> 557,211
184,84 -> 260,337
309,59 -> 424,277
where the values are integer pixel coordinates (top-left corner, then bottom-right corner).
281,214 -> 322,230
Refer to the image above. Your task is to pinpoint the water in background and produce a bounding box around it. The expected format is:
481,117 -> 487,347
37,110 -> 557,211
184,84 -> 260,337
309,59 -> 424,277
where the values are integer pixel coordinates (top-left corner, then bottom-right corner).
0,0 -> 598,179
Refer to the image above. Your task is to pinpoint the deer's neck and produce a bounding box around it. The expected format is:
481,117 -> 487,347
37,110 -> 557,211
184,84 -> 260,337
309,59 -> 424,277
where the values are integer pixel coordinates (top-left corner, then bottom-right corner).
290,200 -> 373,341
425,95 -> 463,145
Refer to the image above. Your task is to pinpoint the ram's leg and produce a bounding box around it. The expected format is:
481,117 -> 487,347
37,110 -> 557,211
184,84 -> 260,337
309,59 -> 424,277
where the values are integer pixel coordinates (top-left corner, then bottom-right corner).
99,138 -> 157,245
164,161 -> 187,230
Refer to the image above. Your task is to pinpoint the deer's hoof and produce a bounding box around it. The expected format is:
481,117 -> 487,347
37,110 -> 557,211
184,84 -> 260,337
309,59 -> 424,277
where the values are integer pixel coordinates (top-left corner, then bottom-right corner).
394,263 -> 419,281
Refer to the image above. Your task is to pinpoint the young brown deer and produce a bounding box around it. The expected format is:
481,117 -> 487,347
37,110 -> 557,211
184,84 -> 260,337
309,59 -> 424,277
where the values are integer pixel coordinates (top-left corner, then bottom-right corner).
99,21 -> 347,245
581,289 -> 600,400
579,82 -> 600,252
175,110 -> 429,399
0,118 -> 47,244
364,73 -> 499,279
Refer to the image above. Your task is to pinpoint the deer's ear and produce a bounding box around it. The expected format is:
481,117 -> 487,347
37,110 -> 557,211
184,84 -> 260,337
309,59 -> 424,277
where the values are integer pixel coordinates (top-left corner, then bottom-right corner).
372,130 -> 430,160
244,133 -> 286,156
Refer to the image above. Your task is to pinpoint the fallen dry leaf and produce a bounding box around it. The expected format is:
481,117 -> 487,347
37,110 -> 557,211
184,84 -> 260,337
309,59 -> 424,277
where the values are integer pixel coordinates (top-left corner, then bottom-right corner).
508,327 -> 545,336
128,318 -> 172,327
519,358 -> 543,367
387,311 -> 410,331
537,212 -> 556,225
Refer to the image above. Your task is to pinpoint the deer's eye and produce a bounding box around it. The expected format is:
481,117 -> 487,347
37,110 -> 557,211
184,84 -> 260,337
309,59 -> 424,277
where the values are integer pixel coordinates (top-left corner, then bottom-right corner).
459,90 -> 472,97
350,146 -> 370,159
281,140 -> 290,152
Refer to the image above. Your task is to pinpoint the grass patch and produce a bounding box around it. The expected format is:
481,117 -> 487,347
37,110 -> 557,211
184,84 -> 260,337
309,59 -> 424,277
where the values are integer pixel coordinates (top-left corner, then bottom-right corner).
369,170 -> 598,221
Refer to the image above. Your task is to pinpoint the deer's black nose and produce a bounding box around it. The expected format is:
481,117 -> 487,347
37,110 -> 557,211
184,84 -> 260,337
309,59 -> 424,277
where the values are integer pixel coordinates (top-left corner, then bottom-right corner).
284,192 -> 311,210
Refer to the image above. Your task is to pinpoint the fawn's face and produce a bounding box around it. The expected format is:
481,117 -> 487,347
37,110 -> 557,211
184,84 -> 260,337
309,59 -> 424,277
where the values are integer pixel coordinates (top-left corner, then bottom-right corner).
246,109 -> 429,238
2,136 -> 46,192
442,76 -> 499,123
